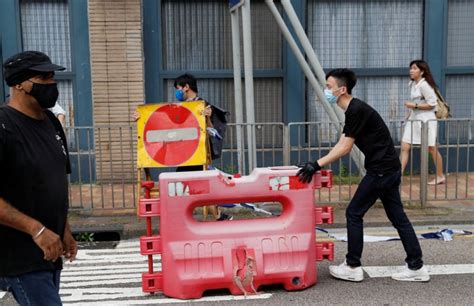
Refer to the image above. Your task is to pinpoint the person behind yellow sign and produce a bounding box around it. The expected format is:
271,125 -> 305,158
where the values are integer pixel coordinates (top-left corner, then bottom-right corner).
135,74 -> 231,221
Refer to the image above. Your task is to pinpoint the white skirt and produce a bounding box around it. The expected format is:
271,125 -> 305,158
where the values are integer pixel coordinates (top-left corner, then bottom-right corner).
402,120 -> 438,146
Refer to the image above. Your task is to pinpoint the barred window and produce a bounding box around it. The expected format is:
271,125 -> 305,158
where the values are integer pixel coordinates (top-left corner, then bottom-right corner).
20,0 -> 74,127
445,0 -> 474,140
307,0 -> 423,68
447,0 -> 474,67
306,0 -> 423,142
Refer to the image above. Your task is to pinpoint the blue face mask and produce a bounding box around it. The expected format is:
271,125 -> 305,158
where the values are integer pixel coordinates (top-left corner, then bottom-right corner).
324,88 -> 338,104
175,89 -> 185,101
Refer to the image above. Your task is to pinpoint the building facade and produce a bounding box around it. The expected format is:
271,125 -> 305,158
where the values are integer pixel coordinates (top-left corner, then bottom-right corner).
1,0 -> 473,181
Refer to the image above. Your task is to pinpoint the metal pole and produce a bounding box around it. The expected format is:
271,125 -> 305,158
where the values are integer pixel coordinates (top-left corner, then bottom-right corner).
420,121 -> 429,207
283,124 -> 290,165
280,0 -> 325,86
266,0 -> 365,175
242,0 -> 257,171
265,0 -> 338,124
231,8 -> 245,175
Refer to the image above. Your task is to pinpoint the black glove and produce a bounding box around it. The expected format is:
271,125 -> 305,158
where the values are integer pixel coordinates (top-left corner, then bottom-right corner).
297,161 -> 322,184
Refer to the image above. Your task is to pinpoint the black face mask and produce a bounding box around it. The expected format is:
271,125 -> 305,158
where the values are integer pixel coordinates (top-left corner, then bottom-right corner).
27,81 -> 59,109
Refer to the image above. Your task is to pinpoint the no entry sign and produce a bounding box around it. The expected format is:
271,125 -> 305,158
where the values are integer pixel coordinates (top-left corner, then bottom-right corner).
137,101 -> 207,168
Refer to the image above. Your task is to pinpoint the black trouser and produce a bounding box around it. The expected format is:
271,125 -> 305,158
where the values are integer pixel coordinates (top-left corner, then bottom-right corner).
345,170 -> 423,270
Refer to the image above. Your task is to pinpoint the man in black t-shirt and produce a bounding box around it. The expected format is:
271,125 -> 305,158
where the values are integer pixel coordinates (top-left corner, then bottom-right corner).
0,51 -> 77,305
297,69 -> 429,282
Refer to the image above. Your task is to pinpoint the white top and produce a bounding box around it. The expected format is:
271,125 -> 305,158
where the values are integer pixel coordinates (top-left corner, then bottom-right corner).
407,78 -> 437,122
49,103 -> 66,116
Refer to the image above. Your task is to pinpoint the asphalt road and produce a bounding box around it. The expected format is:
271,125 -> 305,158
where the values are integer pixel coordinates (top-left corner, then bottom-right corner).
1,224 -> 473,305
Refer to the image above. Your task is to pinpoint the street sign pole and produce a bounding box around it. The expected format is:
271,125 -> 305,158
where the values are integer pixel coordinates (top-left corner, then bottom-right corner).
241,0 -> 257,172
230,0 -> 256,173
230,7 -> 245,175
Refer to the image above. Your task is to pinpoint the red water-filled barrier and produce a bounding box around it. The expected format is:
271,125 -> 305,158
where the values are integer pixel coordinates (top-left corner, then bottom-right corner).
138,167 -> 333,299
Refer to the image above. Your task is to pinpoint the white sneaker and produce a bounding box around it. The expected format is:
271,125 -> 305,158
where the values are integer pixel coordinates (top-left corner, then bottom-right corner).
392,265 -> 430,282
329,260 -> 364,282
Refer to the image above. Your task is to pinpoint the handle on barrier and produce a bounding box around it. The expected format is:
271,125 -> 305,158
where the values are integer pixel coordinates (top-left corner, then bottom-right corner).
142,272 -> 163,293
315,242 -> 334,261
140,235 -> 162,255
315,206 -> 333,225
138,198 -> 161,217
218,172 -> 236,186
319,170 -> 333,188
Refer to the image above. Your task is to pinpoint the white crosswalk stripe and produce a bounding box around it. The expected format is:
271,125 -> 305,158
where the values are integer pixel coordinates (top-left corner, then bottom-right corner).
60,239 -> 272,304
363,264 -> 474,278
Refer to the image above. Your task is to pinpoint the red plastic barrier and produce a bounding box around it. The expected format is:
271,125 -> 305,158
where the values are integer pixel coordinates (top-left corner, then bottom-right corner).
138,181 -> 162,292
147,167 -> 332,299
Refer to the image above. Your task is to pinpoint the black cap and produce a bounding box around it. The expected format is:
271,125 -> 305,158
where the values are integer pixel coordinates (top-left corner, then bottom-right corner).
3,51 -> 66,86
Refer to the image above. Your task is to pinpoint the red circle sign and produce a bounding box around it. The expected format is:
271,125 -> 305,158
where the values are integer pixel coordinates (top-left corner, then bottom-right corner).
144,104 -> 201,166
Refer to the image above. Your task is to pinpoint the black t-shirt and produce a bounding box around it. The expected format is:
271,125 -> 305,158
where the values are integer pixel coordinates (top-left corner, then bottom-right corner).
0,106 -> 69,276
343,98 -> 400,174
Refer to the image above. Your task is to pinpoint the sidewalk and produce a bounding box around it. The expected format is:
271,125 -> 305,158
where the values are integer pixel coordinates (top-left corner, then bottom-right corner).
69,199 -> 474,240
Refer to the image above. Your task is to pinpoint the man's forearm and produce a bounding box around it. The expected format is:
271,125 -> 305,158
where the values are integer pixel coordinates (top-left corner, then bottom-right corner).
63,218 -> 71,235
318,144 -> 349,167
0,197 -> 43,237
317,136 -> 354,167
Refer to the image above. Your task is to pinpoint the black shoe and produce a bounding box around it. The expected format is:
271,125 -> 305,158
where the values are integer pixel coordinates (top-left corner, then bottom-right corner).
216,213 -> 233,221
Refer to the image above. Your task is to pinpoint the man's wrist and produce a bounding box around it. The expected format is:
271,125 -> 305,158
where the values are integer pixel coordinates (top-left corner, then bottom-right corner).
312,161 -> 322,171
32,226 -> 46,240
29,222 -> 45,237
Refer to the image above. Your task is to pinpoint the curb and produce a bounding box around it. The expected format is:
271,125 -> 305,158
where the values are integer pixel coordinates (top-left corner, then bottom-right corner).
70,215 -> 474,241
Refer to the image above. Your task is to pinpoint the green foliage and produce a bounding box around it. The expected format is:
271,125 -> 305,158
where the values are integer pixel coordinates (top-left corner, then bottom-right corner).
337,176 -> 360,185
339,164 -> 349,177
336,164 -> 360,184
74,232 -> 95,242
221,164 -> 238,174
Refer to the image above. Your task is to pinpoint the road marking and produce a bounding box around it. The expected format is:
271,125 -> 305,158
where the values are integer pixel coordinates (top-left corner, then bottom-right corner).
0,292 -> 5,299
77,247 -> 142,254
61,277 -> 143,288
61,273 -> 146,282
62,292 -> 273,305
63,263 -> 150,272
115,240 -> 141,248
62,267 -> 149,276
60,241 -> 272,304
364,264 -> 474,278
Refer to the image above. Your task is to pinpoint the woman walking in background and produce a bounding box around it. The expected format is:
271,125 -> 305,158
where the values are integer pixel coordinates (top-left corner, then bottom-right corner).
400,60 -> 445,185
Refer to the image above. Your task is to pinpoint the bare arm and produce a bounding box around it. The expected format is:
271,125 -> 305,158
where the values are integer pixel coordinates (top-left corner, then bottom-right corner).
317,134 -> 355,167
404,101 -> 434,111
405,82 -> 437,111
57,114 -> 66,126
62,219 -> 77,262
0,197 -> 63,261
0,197 -> 43,237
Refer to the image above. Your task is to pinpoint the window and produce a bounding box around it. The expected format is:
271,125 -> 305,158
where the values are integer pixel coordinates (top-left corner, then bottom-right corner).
306,0 -> 423,142
20,0 -> 74,127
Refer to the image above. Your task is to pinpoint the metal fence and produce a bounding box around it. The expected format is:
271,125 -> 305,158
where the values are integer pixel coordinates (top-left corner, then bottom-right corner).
66,119 -> 474,211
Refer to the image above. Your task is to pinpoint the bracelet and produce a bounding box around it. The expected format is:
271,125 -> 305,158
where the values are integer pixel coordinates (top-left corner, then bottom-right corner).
414,103 -> 418,110
32,226 -> 46,239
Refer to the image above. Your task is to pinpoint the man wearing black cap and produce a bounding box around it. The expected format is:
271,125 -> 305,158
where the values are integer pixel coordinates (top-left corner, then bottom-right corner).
0,51 -> 77,305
